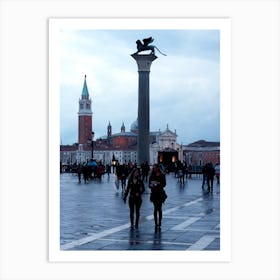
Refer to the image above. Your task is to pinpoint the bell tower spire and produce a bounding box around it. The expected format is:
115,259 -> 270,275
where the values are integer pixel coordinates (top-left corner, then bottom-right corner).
78,75 -> 93,146
81,75 -> 89,99
107,121 -> 112,138
121,122 -> 125,133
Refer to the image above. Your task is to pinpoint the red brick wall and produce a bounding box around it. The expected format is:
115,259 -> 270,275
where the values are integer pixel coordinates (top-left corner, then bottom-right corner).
78,115 -> 92,144
112,136 -> 137,149
186,150 -> 220,166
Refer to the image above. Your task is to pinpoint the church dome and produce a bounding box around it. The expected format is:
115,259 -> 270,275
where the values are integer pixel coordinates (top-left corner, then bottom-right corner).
130,118 -> 138,133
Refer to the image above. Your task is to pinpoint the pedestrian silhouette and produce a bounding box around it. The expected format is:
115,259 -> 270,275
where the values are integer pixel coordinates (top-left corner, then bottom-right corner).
77,163 -> 82,183
215,162 -> 220,184
149,164 -> 167,231
141,161 -> 150,182
82,163 -> 89,183
206,162 -> 215,193
201,163 -> 207,189
123,168 -> 145,229
176,160 -> 184,185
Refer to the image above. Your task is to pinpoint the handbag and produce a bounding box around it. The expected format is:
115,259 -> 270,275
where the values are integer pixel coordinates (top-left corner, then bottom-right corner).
161,190 -> 168,203
150,190 -> 167,203
150,191 -> 155,202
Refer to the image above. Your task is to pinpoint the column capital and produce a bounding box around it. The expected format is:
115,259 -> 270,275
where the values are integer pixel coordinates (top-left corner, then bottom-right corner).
131,53 -> 158,71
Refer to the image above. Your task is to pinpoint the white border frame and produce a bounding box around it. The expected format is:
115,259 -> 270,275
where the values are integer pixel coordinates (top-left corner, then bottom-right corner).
49,18 -> 231,262
1,0 -> 279,279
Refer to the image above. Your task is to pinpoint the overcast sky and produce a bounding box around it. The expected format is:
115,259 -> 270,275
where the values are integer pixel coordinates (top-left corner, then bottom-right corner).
60,29 -> 220,145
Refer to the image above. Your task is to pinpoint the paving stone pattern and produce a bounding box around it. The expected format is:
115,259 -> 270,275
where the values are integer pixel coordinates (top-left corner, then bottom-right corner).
60,172 -> 220,250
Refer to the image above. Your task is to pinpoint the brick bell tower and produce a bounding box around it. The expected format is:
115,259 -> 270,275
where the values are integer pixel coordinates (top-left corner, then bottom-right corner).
78,75 -> 92,147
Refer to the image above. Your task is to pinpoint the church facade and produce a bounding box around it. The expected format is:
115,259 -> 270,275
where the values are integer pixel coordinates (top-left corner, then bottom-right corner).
93,120 -> 181,165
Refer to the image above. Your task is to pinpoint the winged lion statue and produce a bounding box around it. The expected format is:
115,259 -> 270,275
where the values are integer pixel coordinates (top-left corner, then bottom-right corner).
134,37 -> 166,56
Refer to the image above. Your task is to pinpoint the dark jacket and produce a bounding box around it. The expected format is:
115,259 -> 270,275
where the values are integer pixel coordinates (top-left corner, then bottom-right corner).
124,178 -> 145,201
205,164 -> 215,179
149,172 -> 166,203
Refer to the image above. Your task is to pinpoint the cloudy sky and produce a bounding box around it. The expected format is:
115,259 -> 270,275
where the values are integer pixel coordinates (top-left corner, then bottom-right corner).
60,29 -> 220,145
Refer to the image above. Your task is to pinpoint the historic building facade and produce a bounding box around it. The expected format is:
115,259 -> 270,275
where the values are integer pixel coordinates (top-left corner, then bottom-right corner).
60,76 -> 182,166
94,121 -> 180,165
60,76 -> 219,168
183,140 -> 220,167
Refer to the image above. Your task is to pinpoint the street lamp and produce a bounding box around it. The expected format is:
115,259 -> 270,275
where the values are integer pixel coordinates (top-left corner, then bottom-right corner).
112,153 -> 116,173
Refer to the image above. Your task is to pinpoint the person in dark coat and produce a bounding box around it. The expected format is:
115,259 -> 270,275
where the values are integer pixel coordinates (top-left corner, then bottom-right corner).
201,163 -> 207,189
206,162 -> 215,193
77,164 -> 82,183
177,161 -> 184,184
116,164 -> 128,195
105,164 -> 111,178
149,164 -> 167,231
123,168 -> 145,229
141,161 -> 150,182
82,164 -> 89,183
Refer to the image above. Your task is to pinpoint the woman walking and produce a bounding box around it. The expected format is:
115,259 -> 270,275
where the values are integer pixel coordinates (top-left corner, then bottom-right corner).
123,168 -> 145,229
149,164 -> 167,231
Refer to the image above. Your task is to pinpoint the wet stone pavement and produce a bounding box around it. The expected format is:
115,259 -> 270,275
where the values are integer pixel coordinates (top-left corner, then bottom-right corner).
60,172 -> 220,251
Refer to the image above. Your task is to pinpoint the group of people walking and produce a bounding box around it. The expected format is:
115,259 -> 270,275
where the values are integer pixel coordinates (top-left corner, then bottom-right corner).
74,159 -> 220,231
76,162 -> 111,183
123,164 -> 167,231
115,161 -> 151,194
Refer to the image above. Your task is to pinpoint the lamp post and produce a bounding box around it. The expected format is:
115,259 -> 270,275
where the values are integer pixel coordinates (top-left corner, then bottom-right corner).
91,131 -> 95,159
112,153 -> 116,173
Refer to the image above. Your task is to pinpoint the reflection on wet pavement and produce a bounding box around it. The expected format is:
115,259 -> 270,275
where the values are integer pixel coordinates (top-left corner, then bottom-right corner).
60,172 -> 220,250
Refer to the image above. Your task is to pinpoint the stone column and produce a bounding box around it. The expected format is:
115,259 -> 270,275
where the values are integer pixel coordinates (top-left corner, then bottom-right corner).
131,53 -> 157,165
